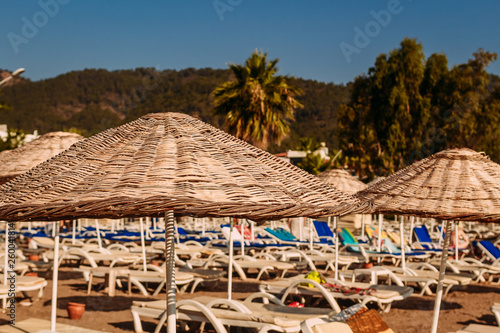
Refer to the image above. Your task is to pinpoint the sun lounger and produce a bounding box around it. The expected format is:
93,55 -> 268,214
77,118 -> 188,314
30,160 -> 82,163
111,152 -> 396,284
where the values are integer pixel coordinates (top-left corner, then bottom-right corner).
476,240 -> 500,264
338,228 -> 400,263
0,274 -> 47,304
259,274 -> 413,313
129,262 -> 225,294
188,253 -> 295,280
272,248 -> 364,273
131,292 -> 335,333
312,220 -> 336,244
302,303 -> 395,333
263,227 -> 309,247
363,265 -> 459,296
28,236 -> 55,249
407,262 -> 473,287
127,269 -> 195,296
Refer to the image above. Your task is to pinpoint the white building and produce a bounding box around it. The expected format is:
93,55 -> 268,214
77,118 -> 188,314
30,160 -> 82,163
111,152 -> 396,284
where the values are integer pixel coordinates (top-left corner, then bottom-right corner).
275,142 -> 329,165
0,124 -> 39,145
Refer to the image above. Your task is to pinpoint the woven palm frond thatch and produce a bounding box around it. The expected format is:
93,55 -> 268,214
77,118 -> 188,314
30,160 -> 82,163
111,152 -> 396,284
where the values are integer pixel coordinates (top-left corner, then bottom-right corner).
317,169 -> 367,195
366,176 -> 386,187
0,113 -> 368,222
0,131 -> 83,184
356,148 -> 500,222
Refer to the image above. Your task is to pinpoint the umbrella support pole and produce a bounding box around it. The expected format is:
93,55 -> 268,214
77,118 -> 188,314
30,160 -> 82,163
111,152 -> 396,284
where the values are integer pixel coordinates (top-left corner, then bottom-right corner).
399,216 -> 405,270
51,222 -> 60,333
228,218 -> 234,300
430,220 -> 452,333
165,210 -> 176,333
361,215 -> 365,240
334,216 -> 339,280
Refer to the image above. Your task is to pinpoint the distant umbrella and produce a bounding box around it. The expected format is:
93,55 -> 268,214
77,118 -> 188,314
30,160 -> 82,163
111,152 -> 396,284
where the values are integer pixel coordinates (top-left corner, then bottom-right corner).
356,148 -> 500,333
0,112 -> 367,333
0,130 -> 83,332
317,169 -> 367,195
0,131 -> 83,184
357,148 -> 500,222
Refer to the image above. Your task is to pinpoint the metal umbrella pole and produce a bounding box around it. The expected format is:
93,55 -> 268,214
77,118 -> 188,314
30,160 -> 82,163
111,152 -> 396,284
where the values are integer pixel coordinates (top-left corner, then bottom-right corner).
228,217 -> 234,300
72,220 -> 76,245
378,214 -> 383,252
334,216 -> 339,280
50,222 -> 60,333
139,218 -> 147,272
164,210 -> 176,333
399,216 -> 406,270
94,219 -> 102,249
430,220 -> 452,333
361,214 -> 366,241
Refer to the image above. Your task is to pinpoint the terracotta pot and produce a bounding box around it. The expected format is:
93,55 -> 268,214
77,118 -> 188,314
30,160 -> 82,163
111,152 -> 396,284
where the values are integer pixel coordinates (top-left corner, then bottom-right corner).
67,302 -> 85,320
29,254 -> 39,261
25,272 -> 38,277
363,262 -> 374,269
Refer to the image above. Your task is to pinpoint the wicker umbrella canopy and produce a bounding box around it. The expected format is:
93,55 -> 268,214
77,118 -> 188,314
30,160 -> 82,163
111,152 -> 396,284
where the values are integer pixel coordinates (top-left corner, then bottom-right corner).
356,148 -> 500,333
0,112 -> 365,222
317,169 -> 367,195
0,131 -> 83,184
356,148 -> 500,222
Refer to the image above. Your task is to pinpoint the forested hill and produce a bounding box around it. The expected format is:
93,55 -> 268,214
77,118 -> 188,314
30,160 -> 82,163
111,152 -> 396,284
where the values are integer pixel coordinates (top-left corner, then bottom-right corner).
0,68 -> 351,153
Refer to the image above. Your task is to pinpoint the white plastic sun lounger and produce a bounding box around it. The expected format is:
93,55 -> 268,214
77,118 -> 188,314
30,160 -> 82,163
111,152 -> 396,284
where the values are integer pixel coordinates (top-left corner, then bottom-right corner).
131,292 -> 336,333
259,274 -> 413,313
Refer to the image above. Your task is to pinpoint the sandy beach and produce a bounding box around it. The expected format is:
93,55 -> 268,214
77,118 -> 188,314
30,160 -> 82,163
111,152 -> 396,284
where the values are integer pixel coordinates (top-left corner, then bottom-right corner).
0,266 -> 498,333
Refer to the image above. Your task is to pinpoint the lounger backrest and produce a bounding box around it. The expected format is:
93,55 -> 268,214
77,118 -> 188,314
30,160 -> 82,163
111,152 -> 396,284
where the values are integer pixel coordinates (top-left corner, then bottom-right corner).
313,221 -> 334,238
365,226 -> 388,242
413,225 -> 433,243
382,238 -> 400,253
338,228 -> 358,245
177,227 -> 188,236
221,226 -> 244,241
264,227 -> 297,241
479,240 -> 500,260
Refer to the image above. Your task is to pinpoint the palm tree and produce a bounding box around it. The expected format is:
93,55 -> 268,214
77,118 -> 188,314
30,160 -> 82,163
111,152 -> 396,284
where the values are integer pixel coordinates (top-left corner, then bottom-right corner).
213,50 -> 302,150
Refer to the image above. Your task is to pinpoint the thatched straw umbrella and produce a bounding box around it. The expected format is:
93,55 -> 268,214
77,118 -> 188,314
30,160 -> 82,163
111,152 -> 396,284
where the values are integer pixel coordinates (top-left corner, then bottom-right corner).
356,147 -> 500,333
0,131 -> 83,184
317,169 -> 367,195
0,112 -> 366,333
0,131 -> 83,330
317,169 -> 369,278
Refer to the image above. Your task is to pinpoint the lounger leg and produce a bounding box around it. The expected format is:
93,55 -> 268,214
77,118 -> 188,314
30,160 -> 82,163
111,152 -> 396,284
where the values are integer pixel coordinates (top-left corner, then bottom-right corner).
36,286 -> 44,300
190,278 -> 203,294
154,312 -> 167,333
443,284 -> 454,297
87,272 -> 93,295
131,309 -> 145,333
153,280 -> 166,296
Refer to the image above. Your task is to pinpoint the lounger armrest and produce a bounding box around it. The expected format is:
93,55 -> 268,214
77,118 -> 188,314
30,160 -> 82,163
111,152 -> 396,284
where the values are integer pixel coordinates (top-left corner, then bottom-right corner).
243,292 -> 285,306
206,299 -> 252,314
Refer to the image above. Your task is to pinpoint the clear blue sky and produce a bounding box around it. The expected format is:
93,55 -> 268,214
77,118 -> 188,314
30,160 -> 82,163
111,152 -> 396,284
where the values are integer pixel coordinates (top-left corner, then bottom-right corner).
1,0 -> 499,84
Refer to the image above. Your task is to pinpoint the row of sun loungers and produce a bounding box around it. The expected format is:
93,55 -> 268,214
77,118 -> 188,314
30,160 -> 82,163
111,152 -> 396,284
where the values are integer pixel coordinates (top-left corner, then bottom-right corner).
1,219 -> 499,332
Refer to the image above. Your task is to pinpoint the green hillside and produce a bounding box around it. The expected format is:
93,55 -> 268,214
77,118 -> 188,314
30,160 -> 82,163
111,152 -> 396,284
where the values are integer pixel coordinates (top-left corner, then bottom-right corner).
0,67 -> 350,153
